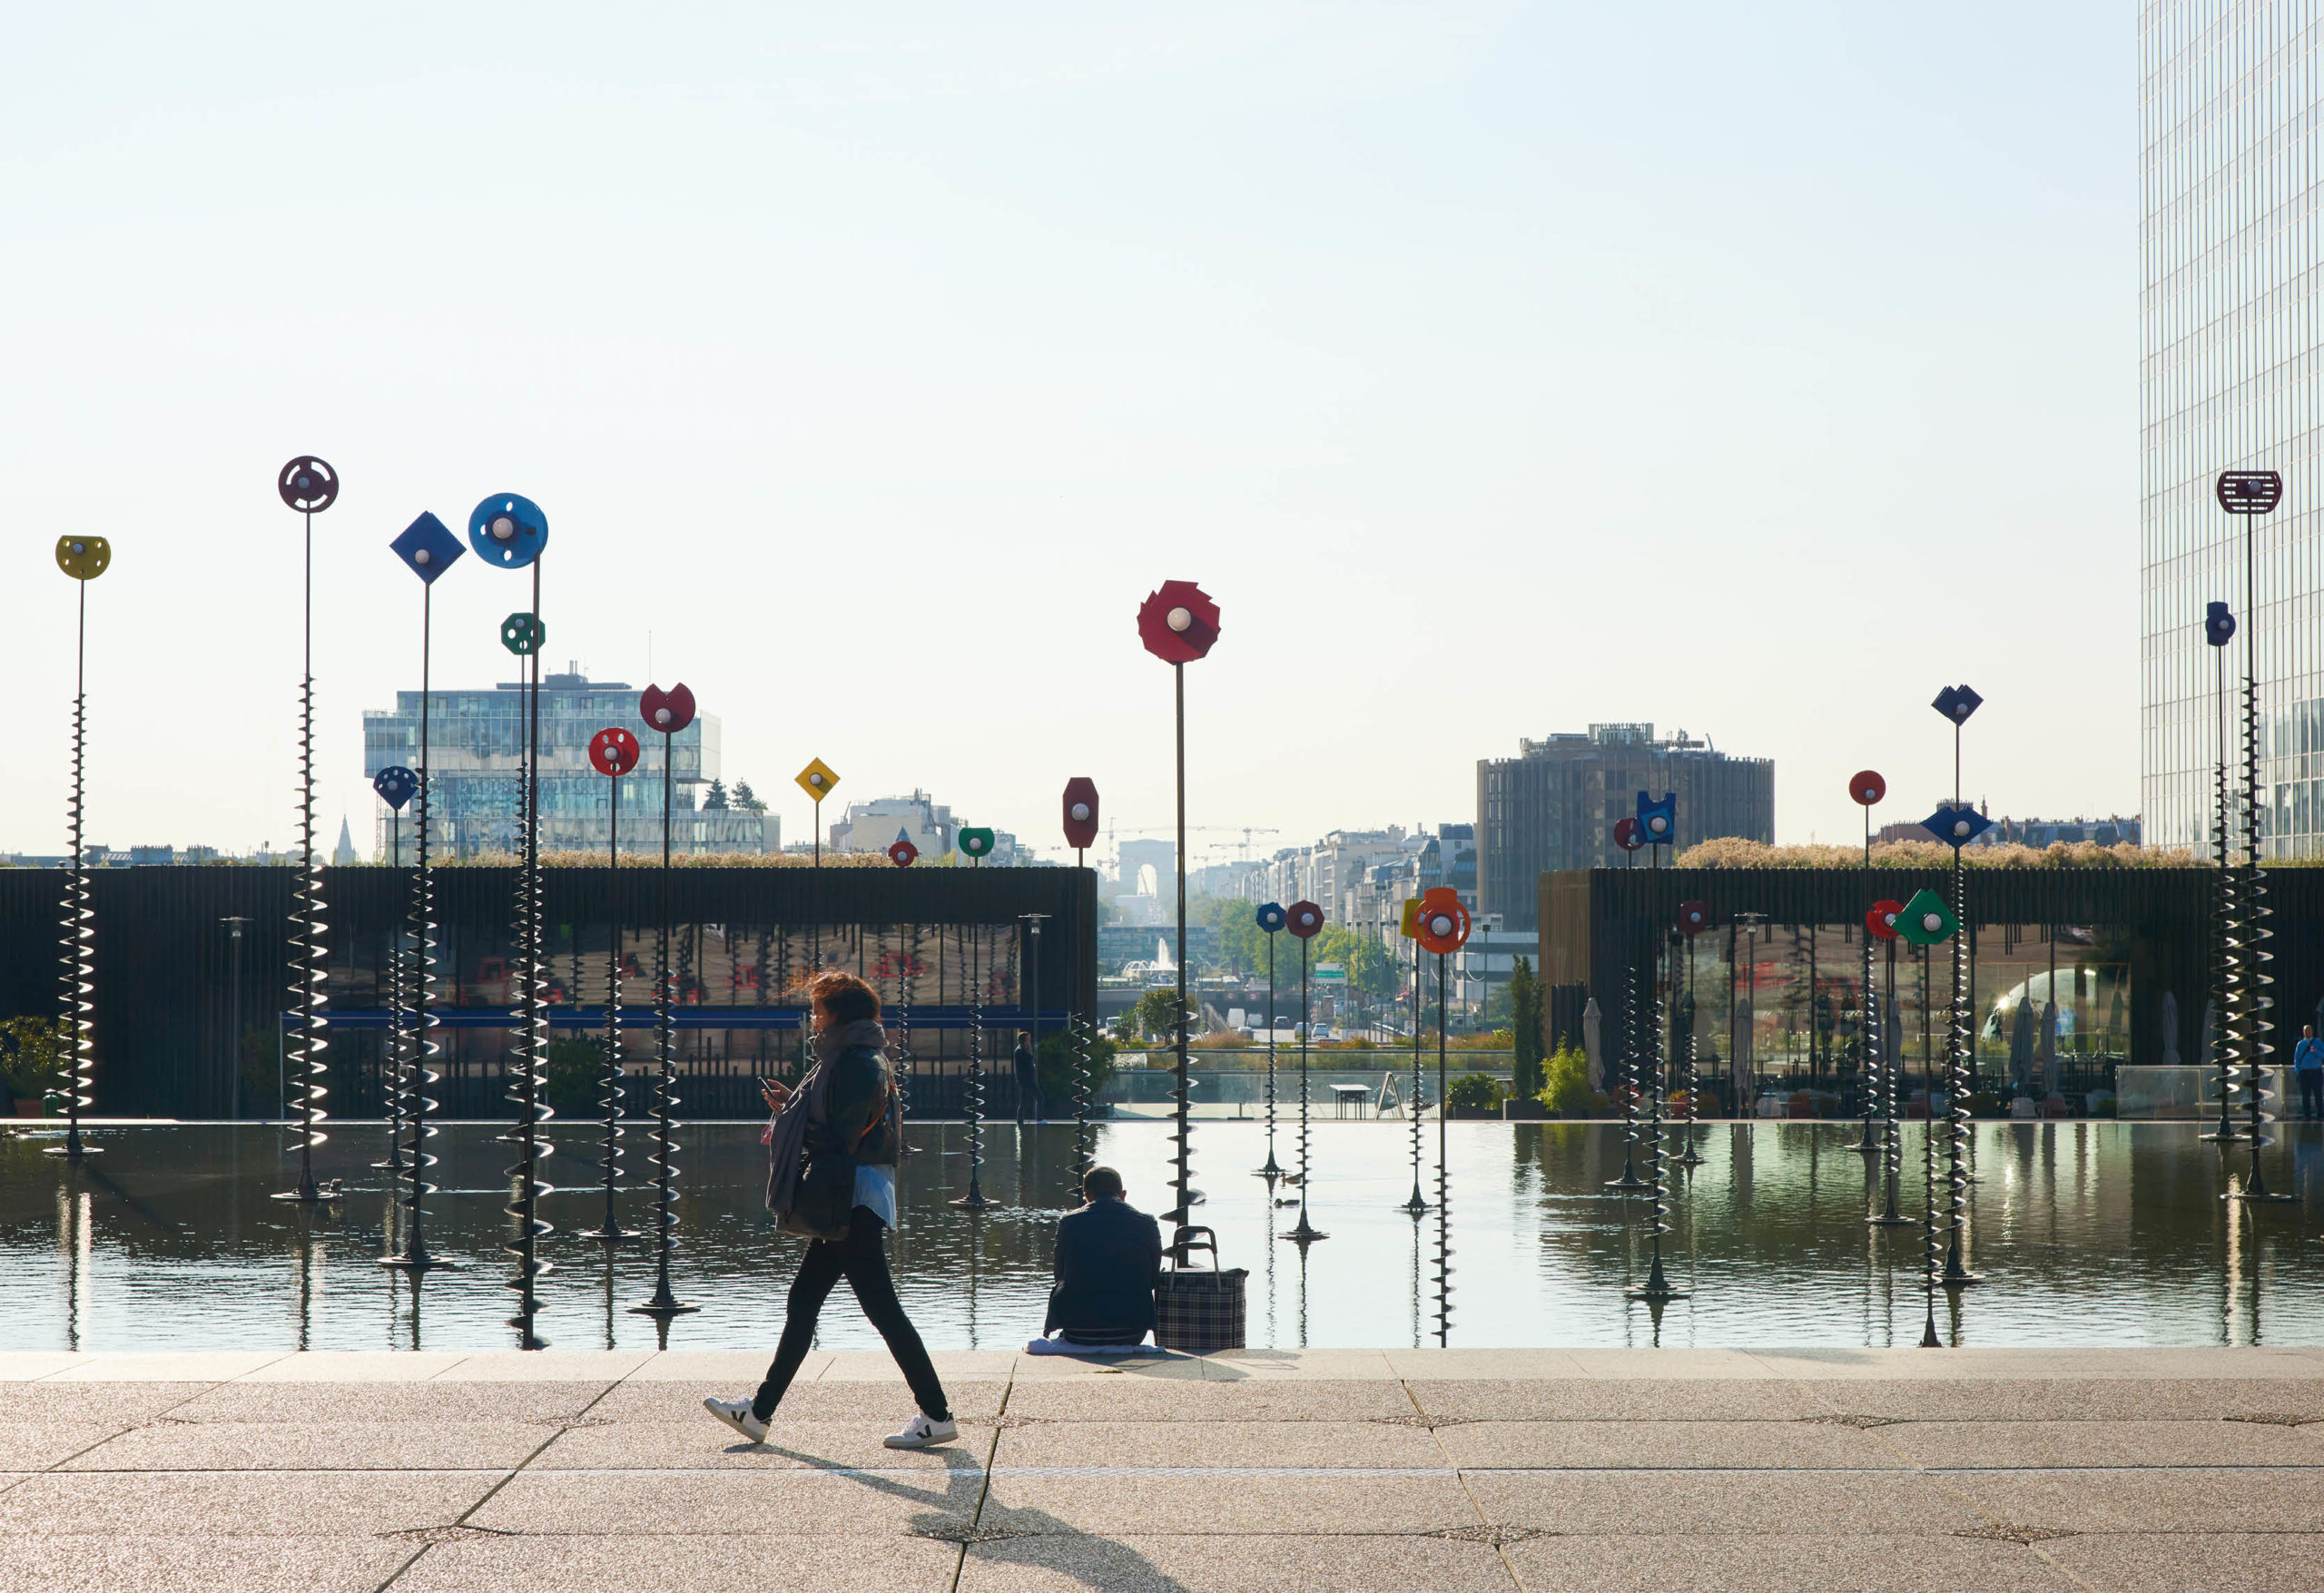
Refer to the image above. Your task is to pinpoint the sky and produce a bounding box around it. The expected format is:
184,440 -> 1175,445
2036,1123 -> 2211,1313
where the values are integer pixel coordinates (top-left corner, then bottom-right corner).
0,3 -> 2135,871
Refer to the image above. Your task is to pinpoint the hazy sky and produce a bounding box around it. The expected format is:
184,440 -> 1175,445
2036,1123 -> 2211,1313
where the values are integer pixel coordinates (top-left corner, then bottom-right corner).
1,3 -> 2132,870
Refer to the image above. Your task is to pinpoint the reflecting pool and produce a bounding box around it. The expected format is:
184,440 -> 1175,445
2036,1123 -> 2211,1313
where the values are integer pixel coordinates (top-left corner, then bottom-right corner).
5,1120 -> 2324,1352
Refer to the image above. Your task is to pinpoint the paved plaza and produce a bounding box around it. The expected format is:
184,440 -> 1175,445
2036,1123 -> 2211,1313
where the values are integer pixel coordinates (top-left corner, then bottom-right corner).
2,1346 -> 2321,1590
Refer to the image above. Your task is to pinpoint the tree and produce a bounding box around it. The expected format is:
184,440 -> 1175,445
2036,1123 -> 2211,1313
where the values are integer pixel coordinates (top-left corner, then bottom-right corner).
703,778 -> 729,811
1314,925 -> 1396,1000
1509,955 -> 1544,1098
733,780 -> 767,813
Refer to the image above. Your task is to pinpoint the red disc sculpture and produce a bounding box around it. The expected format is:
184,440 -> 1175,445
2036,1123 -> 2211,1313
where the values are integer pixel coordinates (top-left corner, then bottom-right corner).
1287,900 -> 1324,939
1866,899 -> 1903,940
1613,817 -> 1643,852
589,727 -> 639,777
1137,580 -> 1221,664
1062,777 -> 1100,850
640,683 -> 696,735
887,837 -> 919,868
1677,900 -> 1710,936
1850,770 -> 1887,807
1414,887 -> 1470,955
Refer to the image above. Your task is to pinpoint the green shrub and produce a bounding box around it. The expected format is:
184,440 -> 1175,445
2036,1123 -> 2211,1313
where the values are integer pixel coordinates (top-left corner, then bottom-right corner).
0,1017 -> 68,1103
1447,1072 -> 1502,1110
545,1037 -> 609,1116
1036,1026 -> 1119,1105
1537,1040 -> 1593,1116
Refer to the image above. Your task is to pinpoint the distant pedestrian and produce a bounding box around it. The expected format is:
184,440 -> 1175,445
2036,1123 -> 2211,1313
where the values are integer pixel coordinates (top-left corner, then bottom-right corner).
2297,1024 -> 2324,1120
704,971 -> 956,1450
1014,1028 -> 1042,1123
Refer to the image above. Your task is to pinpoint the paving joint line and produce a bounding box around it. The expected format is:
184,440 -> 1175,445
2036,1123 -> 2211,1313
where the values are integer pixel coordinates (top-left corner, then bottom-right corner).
945,1361 -> 1014,1593
370,1368 -> 629,1593
1416,1376 -> 1527,1593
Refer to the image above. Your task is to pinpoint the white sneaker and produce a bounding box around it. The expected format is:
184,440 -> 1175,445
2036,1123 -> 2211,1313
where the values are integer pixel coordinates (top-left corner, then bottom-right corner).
883,1413 -> 959,1449
703,1396 -> 768,1444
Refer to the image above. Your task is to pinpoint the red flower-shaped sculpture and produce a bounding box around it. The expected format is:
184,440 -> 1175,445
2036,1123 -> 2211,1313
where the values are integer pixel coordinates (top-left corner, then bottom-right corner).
1414,887 -> 1471,955
1062,778 -> 1100,850
1612,817 -> 1642,852
1137,580 -> 1220,664
640,683 -> 695,736
1849,770 -> 1886,807
1677,900 -> 1710,936
1286,900 -> 1324,940
590,727 -> 640,778
1866,899 -> 1904,941
888,838 -> 920,868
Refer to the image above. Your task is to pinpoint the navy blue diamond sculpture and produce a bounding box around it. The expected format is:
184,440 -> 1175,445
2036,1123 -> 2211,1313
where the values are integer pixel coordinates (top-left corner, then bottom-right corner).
468,493 -> 549,568
1922,802 -> 1993,849
373,766 -> 419,811
1636,791 -> 1677,847
1256,901 -> 1286,933
2206,601 -> 2237,648
1932,684 -> 1982,723
392,512 -> 467,585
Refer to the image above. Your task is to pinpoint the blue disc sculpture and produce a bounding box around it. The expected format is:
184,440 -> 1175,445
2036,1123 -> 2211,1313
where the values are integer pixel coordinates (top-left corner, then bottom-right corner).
275,457 -> 339,1202
471,492 -> 556,1342
380,510 -> 464,1273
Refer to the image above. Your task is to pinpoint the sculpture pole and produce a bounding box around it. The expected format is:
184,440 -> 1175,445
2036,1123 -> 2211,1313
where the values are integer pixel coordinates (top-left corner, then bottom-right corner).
1848,772 -> 1886,1155
1629,922 -> 1687,1301
1921,685 -> 1989,1291
381,510 -> 463,1272
1252,901 -> 1287,1179
953,830 -> 997,1209
1401,902 -> 1429,1210
1283,900 -> 1326,1244
634,683 -> 699,1316
1866,900 -> 1911,1227
1063,780 -> 1101,1177
586,728 -> 643,1243
885,831 -> 922,1149
1137,579 -> 1220,1244
2203,598 -> 2243,1144
1605,818 -> 1649,1192
48,535 -> 111,1161
2214,470 -> 2296,1201
472,494 -> 556,1341
1414,890 -> 1471,1334
274,457 -> 339,1198
371,767 -> 418,1175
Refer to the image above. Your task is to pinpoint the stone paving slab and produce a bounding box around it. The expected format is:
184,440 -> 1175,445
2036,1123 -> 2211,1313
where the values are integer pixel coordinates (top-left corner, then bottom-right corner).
0,1535 -> 418,1593
1437,1417 -> 1904,1470
957,1533 -> 1521,1591
0,1349 -> 2318,1590
390,1534 -> 963,1593
1502,1533 -> 2087,1592
0,1469 -> 500,1538
992,1419 -> 1446,1470
60,1420 -> 551,1471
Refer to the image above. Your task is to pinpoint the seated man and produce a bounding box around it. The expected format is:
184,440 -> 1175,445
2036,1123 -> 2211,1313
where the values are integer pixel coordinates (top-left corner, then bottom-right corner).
1036,1165 -> 1162,1350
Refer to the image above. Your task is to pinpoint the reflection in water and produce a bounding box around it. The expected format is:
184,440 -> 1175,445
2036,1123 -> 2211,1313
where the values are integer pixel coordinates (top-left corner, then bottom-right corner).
7,1121 -> 2324,1352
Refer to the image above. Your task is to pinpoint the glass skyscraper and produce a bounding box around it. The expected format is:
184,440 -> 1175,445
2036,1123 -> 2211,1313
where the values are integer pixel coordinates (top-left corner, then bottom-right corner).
2141,2 -> 2324,856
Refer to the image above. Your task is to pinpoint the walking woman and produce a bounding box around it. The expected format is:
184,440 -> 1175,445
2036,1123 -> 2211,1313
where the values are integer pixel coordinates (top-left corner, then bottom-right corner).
704,970 -> 956,1449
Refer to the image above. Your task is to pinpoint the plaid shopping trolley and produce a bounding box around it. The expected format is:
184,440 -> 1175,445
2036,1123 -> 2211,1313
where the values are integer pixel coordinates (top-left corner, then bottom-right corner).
1155,1225 -> 1247,1353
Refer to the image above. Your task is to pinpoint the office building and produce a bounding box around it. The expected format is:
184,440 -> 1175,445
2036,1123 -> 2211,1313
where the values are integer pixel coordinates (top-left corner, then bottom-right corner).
2141,5 -> 2324,856
1476,723 -> 1774,930
361,665 -> 777,859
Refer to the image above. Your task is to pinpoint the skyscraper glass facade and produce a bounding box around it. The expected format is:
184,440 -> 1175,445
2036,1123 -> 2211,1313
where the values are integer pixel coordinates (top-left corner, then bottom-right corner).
2141,1 -> 2324,856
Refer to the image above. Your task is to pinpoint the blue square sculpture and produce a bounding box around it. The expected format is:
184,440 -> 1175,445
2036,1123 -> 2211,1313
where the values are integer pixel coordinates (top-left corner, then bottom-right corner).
392,512 -> 466,585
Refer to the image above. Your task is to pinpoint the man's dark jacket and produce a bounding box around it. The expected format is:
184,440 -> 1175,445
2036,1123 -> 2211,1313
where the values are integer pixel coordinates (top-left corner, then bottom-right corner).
1043,1197 -> 1163,1340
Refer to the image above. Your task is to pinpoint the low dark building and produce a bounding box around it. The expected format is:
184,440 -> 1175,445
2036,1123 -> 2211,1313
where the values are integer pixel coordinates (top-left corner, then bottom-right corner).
1536,866 -> 2246,1110
0,865 -> 1095,1120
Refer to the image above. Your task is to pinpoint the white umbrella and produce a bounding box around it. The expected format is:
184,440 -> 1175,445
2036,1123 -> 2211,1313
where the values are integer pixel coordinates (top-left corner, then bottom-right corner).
1582,998 -> 1604,1093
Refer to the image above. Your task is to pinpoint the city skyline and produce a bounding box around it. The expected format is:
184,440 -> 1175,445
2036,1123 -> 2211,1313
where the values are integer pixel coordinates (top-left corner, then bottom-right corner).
5,4 -> 2132,864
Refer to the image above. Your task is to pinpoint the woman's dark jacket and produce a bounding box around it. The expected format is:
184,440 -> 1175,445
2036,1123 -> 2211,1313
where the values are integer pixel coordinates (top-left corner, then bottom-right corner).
1043,1196 -> 1163,1338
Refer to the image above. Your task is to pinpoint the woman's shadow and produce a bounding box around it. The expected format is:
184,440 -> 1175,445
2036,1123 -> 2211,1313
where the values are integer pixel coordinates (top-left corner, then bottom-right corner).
746,1431 -> 1191,1593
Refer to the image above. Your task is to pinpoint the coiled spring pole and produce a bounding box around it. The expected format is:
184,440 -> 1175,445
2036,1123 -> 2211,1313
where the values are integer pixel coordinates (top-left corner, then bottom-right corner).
502,561 -> 555,1340
1433,949 -> 1452,1340
589,780 -> 632,1244
280,500 -> 330,1201
1403,934 -> 1428,1209
633,719 -> 695,1316
1630,936 -> 1684,1300
382,585 -> 444,1273
51,575 -> 97,1162
1605,968 -> 1646,1192
954,919 -> 990,1209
